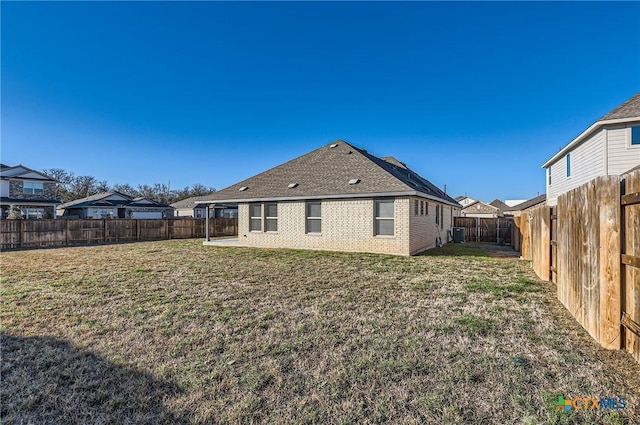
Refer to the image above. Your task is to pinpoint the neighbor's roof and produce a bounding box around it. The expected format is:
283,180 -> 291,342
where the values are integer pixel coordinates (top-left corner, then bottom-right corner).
59,191 -> 172,209
542,92 -> 640,168
461,200 -> 499,213
507,194 -> 546,211
489,199 -> 510,211
0,164 -> 58,182
197,140 -> 460,207
171,195 -> 214,209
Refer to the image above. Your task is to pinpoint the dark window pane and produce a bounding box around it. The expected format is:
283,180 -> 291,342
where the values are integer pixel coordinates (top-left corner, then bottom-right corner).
265,203 -> 278,218
307,202 -> 321,218
375,200 -> 394,218
265,218 -> 277,232
376,219 -> 394,235
250,218 -> 261,231
307,218 -> 321,233
249,204 -> 261,218
632,126 -> 640,145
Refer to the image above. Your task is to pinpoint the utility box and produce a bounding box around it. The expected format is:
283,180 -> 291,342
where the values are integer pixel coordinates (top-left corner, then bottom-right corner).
453,227 -> 465,243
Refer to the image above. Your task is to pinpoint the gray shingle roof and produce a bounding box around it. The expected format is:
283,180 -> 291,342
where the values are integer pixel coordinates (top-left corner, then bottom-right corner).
489,199 -> 510,211
507,194 -> 546,211
198,140 -> 460,207
600,92 -> 640,121
171,195 -> 211,209
58,191 -> 132,209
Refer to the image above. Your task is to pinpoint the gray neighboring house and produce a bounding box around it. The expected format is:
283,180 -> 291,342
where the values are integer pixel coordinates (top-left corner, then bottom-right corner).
172,195 -> 237,218
460,200 -> 502,218
198,140 -> 461,256
503,194 -> 547,217
543,92 -> 640,205
58,191 -> 174,219
0,164 -> 60,219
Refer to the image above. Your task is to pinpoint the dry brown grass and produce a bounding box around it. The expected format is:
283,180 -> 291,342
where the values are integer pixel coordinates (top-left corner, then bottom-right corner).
1,240 -> 639,424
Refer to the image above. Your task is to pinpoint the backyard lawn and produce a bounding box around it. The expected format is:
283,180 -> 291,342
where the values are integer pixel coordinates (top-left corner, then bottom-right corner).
2,240 -> 639,424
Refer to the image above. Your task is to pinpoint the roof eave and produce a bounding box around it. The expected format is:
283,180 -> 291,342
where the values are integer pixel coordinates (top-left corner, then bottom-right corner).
542,117 -> 640,168
196,191 -> 461,208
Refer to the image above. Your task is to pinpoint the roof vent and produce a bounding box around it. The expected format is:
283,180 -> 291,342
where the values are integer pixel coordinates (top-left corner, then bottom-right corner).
239,186 -> 248,191
330,143 -> 338,148
288,183 -> 298,188
348,178 -> 360,185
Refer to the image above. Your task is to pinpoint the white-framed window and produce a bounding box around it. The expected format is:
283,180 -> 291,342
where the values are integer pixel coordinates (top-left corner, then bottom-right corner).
249,204 -> 262,231
374,199 -> 394,236
435,204 -> 440,224
265,203 -> 278,232
306,201 -> 321,233
566,153 -> 571,177
92,208 -> 114,219
548,167 -> 552,185
23,207 -> 45,219
23,181 -> 44,195
420,200 -> 425,216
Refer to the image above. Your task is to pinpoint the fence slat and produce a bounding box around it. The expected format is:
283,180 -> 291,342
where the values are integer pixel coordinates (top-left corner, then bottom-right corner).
0,218 -> 237,250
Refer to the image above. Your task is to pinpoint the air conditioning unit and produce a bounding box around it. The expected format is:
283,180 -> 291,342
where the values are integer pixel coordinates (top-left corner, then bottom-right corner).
453,227 -> 465,243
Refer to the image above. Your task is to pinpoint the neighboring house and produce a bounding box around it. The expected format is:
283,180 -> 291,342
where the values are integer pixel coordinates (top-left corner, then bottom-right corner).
542,92 -> 640,205
454,195 -> 476,207
504,194 -> 547,217
489,199 -> 511,215
0,164 -> 60,219
171,195 -> 237,218
58,191 -> 174,219
197,140 -> 461,256
460,200 -> 502,218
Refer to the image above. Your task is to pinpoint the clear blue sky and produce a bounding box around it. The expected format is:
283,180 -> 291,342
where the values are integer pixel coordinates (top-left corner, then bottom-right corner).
2,1 -> 639,202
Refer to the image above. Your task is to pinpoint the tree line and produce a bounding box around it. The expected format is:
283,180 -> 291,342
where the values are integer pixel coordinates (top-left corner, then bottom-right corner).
43,169 -> 216,205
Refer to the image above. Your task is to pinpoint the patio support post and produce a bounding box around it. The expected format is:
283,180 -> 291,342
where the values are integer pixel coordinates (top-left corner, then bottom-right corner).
205,204 -> 210,242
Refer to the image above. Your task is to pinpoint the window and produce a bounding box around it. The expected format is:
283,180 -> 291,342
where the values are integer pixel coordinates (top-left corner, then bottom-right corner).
435,204 -> 439,224
265,203 -> 278,232
23,208 -> 44,219
306,202 -> 321,233
375,199 -> 394,236
440,205 -> 444,229
425,201 -> 428,215
420,201 -> 424,216
92,208 -> 113,219
566,153 -> 571,177
414,200 -> 419,216
249,204 -> 262,231
23,181 -> 44,195
548,167 -> 552,185
632,126 -> 640,145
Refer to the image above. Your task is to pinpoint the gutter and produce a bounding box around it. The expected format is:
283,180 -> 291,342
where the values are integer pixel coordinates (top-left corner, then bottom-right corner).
196,191 -> 462,208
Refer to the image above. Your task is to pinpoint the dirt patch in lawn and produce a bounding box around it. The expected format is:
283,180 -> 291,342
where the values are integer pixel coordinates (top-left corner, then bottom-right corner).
2,240 -> 638,424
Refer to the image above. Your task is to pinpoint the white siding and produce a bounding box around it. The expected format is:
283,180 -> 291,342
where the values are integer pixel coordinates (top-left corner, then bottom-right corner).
0,181 -> 8,197
546,129 -> 605,205
607,126 -> 640,175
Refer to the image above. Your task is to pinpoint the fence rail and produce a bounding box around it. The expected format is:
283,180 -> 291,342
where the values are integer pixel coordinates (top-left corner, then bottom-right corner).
0,218 -> 238,249
514,170 -> 640,363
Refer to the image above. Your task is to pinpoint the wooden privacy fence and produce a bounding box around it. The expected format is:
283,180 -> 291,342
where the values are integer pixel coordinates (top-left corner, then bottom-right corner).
0,218 -> 238,249
516,170 -> 640,363
453,217 -> 513,243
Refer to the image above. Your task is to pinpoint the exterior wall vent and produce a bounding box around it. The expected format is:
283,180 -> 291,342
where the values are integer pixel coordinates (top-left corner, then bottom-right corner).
239,186 -> 248,191
330,144 -> 338,148
348,178 -> 360,185
288,183 -> 298,188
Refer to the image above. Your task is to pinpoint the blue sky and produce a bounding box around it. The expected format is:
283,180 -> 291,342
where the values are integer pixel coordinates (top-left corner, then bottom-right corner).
2,2 -> 639,202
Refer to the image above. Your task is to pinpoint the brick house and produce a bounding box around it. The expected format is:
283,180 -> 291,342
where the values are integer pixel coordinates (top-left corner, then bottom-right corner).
197,140 -> 461,255
0,164 -> 60,219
